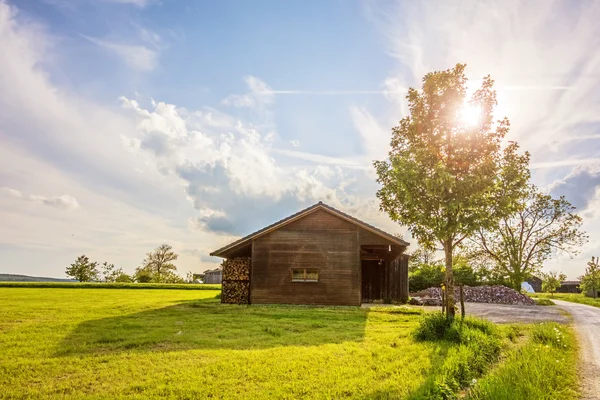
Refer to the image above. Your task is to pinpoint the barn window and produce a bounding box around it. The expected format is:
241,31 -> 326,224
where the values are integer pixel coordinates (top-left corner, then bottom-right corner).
291,268 -> 319,282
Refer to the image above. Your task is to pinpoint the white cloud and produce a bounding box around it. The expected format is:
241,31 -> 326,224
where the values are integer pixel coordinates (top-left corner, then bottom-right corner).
1,187 -> 23,198
29,194 -> 79,210
81,35 -> 158,72
2,187 -> 79,210
222,76 -> 274,108
290,139 -> 300,147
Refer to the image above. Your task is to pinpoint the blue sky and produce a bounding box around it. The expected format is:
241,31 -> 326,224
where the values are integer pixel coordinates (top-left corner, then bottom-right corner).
1,0 -> 599,279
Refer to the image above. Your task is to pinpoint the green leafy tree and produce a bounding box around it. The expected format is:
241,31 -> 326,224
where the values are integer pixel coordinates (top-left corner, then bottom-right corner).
100,262 -> 124,283
115,273 -> 133,283
541,271 -> 567,296
162,271 -> 184,284
453,255 -> 479,286
374,64 -> 530,318
65,255 -> 99,282
469,188 -> 587,290
408,244 -> 438,273
409,262 -> 445,292
134,266 -> 154,283
580,257 -> 600,299
141,244 -> 179,283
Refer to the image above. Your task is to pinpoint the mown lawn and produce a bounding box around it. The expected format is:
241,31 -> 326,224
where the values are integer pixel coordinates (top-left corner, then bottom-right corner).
0,288 -> 451,399
0,288 -> 579,399
530,292 -> 600,308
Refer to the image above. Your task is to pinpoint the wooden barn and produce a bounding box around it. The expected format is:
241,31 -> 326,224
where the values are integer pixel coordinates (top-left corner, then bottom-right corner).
202,268 -> 222,284
210,202 -> 410,306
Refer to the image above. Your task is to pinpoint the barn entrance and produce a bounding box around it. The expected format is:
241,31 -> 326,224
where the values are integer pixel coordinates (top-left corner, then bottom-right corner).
360,245 -> 409,304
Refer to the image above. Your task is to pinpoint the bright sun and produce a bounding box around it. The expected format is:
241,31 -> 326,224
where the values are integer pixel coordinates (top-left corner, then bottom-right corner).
459,104 -> 481,126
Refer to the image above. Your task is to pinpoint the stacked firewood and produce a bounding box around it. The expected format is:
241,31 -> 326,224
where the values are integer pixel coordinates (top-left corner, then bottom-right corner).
222,257 -> 251,281
221,257 -> 251,304
221,281 -> 250,304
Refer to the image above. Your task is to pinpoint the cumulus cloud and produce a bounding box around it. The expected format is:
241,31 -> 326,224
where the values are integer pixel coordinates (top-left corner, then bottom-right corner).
549,165 -> 600,211
222,76 -> 275,108
119,93 -> 375,237
81,35 -> 158,72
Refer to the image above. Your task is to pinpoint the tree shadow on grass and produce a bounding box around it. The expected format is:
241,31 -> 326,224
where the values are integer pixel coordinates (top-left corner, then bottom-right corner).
55,297 -> 370,356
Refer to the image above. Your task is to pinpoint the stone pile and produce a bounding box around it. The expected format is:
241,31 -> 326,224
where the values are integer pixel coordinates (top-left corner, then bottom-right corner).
410,285 -> 535,306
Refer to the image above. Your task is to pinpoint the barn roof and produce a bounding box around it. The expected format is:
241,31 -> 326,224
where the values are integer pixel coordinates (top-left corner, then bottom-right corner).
210,201 -> 409,258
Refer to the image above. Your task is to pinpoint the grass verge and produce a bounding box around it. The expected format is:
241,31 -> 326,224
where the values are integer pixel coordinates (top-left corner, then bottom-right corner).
409,313 -> 504,399
467,322 -> 578,399
533,298 -> 555,306
0,282 -> 222,290
530,292 -> 600,308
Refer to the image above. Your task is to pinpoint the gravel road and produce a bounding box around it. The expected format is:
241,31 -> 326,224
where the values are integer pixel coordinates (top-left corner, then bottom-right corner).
553,300 -> 600,400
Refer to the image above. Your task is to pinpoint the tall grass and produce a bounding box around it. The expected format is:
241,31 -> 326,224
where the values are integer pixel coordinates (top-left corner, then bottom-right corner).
468,323 -> 579,400
0,282 -> 222,290
410,313 -> 503,399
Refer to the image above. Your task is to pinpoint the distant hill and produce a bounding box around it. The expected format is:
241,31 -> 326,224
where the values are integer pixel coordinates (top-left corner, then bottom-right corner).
0,274 -> 76,282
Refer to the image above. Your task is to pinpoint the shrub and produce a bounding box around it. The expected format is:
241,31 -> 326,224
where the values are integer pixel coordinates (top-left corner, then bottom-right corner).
411,314 -> 502,399
414,313 -> 498,344
534,298 -> 555,306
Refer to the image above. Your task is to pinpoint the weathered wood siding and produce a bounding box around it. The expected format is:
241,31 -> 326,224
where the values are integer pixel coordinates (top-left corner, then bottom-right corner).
359,228 -> 393,247
204,271 -> 222,284
361,255 -> 409,303
250,209 -> 361,306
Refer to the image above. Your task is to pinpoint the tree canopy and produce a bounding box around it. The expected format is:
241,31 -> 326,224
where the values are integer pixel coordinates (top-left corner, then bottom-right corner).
541,271 -> 566,296
138,244 -> 179,283
65,255 -> 99,282
468,187 -> 587,290
374,64 -> 530,317
580,257 -> 600,298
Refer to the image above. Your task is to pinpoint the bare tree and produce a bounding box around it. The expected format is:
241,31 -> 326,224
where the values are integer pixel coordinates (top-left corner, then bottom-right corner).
141,244 -> 179,282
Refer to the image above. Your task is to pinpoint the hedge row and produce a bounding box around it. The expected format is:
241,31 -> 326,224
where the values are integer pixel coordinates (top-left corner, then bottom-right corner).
0,282 -> 222,290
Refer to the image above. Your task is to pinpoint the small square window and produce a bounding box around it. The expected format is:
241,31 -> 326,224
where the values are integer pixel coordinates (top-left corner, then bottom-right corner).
291,268 -> 319,282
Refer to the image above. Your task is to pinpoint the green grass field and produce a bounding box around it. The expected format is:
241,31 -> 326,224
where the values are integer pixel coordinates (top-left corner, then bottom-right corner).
0,288 -> 578,399
530,292 -> 600,308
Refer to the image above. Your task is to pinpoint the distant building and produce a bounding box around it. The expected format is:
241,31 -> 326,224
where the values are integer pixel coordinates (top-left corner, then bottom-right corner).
527,276 -> 581,294
203,268 -> 222,284
557,280 -> 581,294
526,276 -> 542,292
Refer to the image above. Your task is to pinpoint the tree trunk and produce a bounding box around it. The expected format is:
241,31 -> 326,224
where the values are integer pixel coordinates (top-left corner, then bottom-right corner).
444,242 -> 455,319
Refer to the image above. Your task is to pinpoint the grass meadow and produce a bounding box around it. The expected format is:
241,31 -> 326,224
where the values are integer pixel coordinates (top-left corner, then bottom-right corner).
0,288 -> 579,399
530,292 -> 600,308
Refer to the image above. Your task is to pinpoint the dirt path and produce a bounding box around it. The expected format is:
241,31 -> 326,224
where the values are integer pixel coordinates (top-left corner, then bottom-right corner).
553,300 -> 600,400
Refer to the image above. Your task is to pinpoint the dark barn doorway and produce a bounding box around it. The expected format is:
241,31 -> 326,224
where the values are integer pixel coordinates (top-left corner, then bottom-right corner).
360,245 -> 409,304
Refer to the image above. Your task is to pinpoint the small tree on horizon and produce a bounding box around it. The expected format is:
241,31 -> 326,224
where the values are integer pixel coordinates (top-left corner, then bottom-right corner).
140,244 -> 179,283
66,255 -> 99,282
541,271 -> 567,297
374,64 -> 530,318
100,262 -> 124,283
580,257 -> 600,299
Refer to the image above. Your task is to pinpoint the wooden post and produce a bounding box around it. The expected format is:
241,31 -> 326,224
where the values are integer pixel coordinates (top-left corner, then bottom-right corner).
441,283 -> 446,314
460,284 -> 465,319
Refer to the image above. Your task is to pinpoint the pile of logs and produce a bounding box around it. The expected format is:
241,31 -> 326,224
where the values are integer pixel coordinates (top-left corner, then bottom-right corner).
411,285 -> 536,306
222,257 -> 251,281
221,257 -> 251,304
222,281 -> 251,304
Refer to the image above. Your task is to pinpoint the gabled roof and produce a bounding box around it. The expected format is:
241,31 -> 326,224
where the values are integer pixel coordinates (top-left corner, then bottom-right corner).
210,201 -> 409,258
